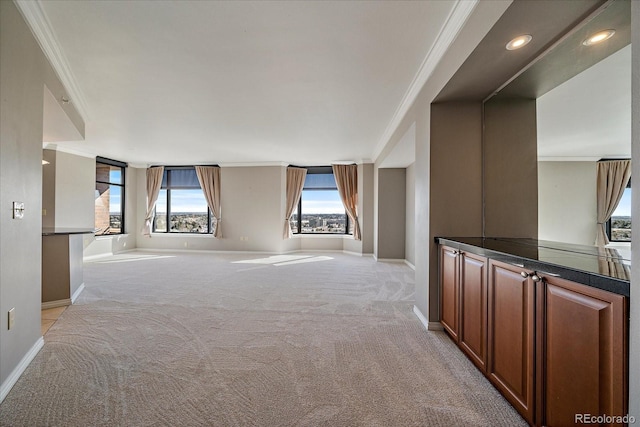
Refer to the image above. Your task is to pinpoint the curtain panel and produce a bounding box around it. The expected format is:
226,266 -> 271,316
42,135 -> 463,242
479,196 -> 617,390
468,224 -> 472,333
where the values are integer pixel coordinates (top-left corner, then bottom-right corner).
284,167 -> 307,239
595,159 -> 631,246
142,166 -> 164,236
597,247 -> 631,281
332,164 -> 361,241
195,166 -> 222,238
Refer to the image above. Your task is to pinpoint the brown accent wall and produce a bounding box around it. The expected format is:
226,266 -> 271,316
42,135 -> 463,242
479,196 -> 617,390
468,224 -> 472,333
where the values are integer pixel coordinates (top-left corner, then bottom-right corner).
483,98 -> 538,238
377,168 -> 406,259
429,102 -> 483,321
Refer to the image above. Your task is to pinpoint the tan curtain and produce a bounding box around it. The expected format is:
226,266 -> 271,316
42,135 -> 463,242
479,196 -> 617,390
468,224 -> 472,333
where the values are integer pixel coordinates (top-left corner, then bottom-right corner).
195,166 -> 222,238
597,247 -> 631,281
595,160 -> 631,246
284,167 -> 307,239
142,166 -> 164,236
332,164 -> 361,240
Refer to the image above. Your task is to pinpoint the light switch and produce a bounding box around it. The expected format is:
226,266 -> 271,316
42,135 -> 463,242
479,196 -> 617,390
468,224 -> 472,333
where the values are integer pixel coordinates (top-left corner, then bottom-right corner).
13,202 -> 24,219
8,308 -> 15,330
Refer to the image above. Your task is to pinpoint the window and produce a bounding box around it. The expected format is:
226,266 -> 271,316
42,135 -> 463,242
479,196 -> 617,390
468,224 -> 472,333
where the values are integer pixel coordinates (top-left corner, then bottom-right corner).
95,157 -> 126,235
290,166 -> 349,234
607,180 -> 631,242
153,167 -> 212,234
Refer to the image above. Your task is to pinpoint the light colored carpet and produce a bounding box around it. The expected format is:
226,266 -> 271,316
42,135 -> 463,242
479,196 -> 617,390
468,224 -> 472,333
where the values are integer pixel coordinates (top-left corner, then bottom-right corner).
0,251 -> 526,426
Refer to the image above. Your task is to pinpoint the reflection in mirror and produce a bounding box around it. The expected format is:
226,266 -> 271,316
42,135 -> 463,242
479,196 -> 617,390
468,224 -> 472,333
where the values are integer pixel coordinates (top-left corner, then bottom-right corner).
537,44 -> 630,248
486,0 -> 631,253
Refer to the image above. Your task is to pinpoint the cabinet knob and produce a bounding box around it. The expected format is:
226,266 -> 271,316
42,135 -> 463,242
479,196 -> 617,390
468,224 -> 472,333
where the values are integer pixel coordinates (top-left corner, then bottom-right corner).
531,274 -> 542,282
520,271 -> 529,278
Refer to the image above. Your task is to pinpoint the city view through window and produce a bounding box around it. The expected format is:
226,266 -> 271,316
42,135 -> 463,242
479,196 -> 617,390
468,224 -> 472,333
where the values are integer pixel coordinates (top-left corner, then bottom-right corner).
154,188 -> 212,234
96,161 -> 124,235
610,188 -> 631,241
290,189 -> 347,234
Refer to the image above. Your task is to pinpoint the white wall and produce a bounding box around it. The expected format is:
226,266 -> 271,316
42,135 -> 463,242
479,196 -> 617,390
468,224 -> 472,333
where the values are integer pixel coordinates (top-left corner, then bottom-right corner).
137,166 -> 287,253
538,161 -> 597,246
54,151 -> 95,229
374,1 -> 511,323
0,0 -> 84,401
136,165 -> 373,255
405,162 -> 416,266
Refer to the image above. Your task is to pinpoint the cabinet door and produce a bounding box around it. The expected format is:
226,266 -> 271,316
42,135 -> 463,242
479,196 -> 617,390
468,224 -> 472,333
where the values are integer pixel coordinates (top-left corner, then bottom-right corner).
440,246 -> 459,340
487,260 -> 535,424
459,252 -> 487,371
543,276 -> 627,427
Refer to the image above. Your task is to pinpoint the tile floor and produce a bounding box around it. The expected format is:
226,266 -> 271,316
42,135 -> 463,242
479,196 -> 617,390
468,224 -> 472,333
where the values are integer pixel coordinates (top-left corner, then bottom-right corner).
41,306 -> 67,336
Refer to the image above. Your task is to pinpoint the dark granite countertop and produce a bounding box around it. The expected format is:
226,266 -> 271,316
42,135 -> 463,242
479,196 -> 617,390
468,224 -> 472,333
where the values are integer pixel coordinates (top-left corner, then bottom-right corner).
436,237 -> 630,297
42,228 -> 95,236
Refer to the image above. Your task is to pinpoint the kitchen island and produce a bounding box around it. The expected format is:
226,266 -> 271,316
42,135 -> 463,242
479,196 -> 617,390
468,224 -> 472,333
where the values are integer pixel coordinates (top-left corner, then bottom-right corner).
42,228 -> 94,308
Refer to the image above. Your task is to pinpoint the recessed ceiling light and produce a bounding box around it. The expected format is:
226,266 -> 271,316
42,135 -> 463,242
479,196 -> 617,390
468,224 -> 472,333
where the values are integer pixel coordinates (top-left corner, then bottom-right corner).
506,34 -> 532,50
583,29 -> 615,46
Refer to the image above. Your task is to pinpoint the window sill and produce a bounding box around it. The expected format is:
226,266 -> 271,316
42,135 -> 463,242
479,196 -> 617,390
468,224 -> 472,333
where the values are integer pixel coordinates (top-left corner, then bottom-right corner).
95,233 -> 129,240
291,234 -> 354,239
150,233 -> 213,238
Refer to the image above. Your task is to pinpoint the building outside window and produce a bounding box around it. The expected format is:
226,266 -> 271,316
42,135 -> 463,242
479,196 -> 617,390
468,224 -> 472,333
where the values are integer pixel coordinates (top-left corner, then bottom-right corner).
153,167 -> 212,234
290,166 -> 349,235
95,157 -> 126,235
608,180 -> 631,242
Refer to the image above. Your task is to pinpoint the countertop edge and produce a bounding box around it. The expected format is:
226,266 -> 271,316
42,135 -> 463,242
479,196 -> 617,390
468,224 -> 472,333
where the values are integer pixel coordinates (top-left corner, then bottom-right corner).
437,237 -> 630,297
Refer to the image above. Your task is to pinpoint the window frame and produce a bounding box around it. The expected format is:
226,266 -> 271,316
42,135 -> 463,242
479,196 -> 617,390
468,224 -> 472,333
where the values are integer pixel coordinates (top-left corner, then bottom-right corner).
153,166 -> 212,234
606,178 -> 631,243
292,166 -> 350,235
95,156 -> 127,236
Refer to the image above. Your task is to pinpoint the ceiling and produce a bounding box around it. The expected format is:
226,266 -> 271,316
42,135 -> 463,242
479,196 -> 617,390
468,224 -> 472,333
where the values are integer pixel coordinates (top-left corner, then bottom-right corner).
430,0 -> 630,161
29,0 -> 459,166
537,44 -> 631,160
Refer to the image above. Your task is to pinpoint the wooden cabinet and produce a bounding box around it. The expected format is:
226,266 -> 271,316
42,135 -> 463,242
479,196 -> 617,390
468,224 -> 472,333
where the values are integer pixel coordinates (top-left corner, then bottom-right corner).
487,260 -> 536,424
440,246 -> 459,340
542,275 -> 627,426
439,246 -> 487,371
459,252 -> 487,371
439,245 -> 628,426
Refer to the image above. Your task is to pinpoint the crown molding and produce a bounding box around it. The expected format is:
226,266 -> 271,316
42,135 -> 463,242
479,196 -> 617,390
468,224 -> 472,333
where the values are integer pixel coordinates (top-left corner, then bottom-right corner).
372,0 -> 479,161
218,161 -> 289,168
538,156 -> 602,162
14,0 -> 90,120
43,143 -> 97,159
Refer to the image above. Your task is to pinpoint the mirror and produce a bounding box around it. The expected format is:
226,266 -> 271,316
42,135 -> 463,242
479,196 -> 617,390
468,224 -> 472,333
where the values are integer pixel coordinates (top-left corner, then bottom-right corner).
486,0 -> 631,252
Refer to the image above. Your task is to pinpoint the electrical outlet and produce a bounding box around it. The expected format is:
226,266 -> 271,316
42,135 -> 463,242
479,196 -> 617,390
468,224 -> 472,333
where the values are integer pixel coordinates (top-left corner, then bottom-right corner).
42,209 -> 47,216
13,202 -> 24,219
8,308 -> 15,330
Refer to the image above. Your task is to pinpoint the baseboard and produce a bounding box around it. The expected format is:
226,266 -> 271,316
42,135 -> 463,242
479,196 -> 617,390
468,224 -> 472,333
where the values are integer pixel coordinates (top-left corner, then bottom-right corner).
404,260 -> 415,270
0,337 -> 44,403
141,248 -> 278,255
413,305 -> 444,331
375,258 -> 406,263
342,250 -> 372,257
428,322 -> 444,331
413,305 -> 429,330
70,283 -> 85,303
41,299 -> 71,310
84,248 -> 135,262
